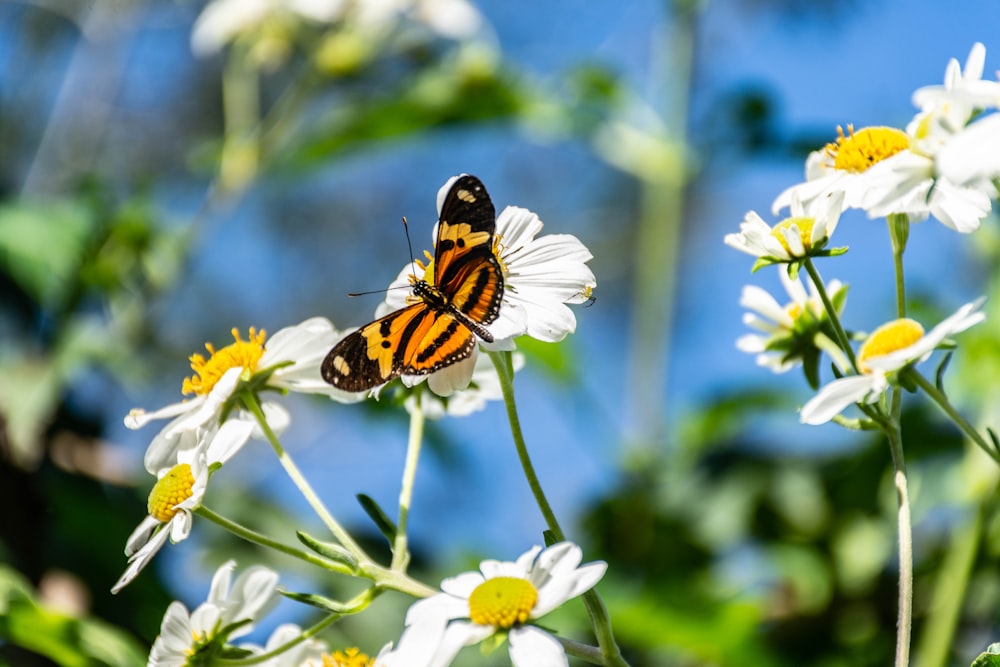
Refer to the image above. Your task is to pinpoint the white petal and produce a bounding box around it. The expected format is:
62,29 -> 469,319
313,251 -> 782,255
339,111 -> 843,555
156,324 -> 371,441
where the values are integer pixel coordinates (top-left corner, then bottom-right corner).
509,626 -> 568,667
405,593 -> 470,626
938,113 -> 1000,185
125,398 -> 202,430
800,375 -> 882,425
205,418 -> 254,465
426,353 -> 477,396
436,175 -> 466,215
123,514 -> 164,557
440,572 -> 484,599
113,525 -> 172,593
162,367 -> 243,438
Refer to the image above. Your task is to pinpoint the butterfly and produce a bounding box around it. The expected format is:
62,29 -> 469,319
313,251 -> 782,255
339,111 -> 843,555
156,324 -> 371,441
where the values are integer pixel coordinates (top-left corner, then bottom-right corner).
322,175 -> 505,392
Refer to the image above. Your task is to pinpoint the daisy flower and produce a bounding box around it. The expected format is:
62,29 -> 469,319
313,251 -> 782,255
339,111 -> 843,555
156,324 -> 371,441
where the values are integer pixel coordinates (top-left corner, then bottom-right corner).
737,269 -> 848,376
191,0 -> 482,61
911,43 -> 1000,133
937,112 -> 1000,187
856,108 -> 994,232
148,560 -> 279,667
379,175 -> 596,394
112,420 -> 253,593
772,125 -> 912,215
385,542 -> 606,667
799,298 -> 986,425
725,190 -> 845,268
125,317 -> 361,468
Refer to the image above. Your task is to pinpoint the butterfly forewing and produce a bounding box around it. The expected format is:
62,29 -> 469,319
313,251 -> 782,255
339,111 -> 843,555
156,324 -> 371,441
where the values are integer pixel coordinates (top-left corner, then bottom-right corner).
434,176 -> 497,292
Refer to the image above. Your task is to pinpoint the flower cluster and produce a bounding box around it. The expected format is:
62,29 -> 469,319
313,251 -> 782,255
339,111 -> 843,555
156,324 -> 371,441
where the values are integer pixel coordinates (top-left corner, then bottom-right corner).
728,43 -> 997,425
117,174 -> 602,666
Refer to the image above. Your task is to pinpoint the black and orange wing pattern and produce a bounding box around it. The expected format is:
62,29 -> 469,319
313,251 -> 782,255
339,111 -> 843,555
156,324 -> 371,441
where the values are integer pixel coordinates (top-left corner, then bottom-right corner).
321,175 -> 505,392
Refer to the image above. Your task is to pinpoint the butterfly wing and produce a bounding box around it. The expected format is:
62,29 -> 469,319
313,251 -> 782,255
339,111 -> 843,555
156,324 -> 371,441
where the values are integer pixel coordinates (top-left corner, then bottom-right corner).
321,302 -> 477,391
434,175 -> 504,330
322,175 -> 503,392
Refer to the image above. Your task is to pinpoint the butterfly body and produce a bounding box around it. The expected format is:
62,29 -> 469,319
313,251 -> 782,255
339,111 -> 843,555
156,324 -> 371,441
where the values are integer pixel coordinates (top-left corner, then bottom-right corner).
322,175 -> 504,392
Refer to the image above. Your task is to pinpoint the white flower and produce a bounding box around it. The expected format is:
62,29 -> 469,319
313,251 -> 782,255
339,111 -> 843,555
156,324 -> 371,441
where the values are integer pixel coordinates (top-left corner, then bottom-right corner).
126,318 -> 360,470
856,111 -> 994,232
800,298 -> 986,425
772,126 -> 910,215
191,0 -> 482,57
385,542 -> 606,667
148,560 -> 280,666
111,421 -> 252,593
738,269 -> 847,374
725,191 -> 844,264
911,43 -> 1000,132
936,112 -> 1000,188
191,0 -> 345,56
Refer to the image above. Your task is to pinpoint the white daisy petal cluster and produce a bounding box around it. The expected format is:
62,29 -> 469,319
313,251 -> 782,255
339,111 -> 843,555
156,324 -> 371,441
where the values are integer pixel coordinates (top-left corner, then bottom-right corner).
382,542 -> 606,667
112,420 -> 253,594
725,191 -> 845,265
148,560 -> 279,667
800,299 -> 986,425
379,175 -> 596,400
191,0 -> 482,58
126,318 -> 360,465
773,43 -> 1000,234
116,318 -> 360,592
737,269 -> 847,374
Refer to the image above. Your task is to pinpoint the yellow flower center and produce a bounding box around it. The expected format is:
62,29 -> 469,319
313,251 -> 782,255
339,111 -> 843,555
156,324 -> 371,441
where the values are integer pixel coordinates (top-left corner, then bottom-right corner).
323,648 -> 374,667
147,463 -> 195,522
826,125 -> 910,173
857,318 -> 925,373
182,327 -> 266,396
468,576 -> 538,629
770,216 -> 815,254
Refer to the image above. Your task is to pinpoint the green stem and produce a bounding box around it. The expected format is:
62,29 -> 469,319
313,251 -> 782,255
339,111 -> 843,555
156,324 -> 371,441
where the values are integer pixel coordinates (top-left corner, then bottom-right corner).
914,502 -> 985,667
217,591 -> 370,665
392,387 -> 426,571
886,389 -> 913,667
908,371 -> 1000,464
888,213 -> 909,318
489,351 -> 630,667
802,258 -> 858,372
239,389 -> 371,563
195,505 -> 353,575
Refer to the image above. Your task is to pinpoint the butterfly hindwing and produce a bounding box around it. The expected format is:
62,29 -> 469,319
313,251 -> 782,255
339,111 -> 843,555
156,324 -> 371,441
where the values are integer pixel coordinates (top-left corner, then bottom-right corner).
322,174 -> 504,392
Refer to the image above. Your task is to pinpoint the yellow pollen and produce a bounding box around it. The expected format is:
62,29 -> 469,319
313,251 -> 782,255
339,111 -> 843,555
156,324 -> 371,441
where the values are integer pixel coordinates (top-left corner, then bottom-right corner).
147,463 -> 195,522
770,216 -> 815,254
468,576 -> 538,629
181,327 -> 267,396
857,318 -> 925,373
826,125 -> 910,173
322,648 -> 374,667
785,302 -> 803,321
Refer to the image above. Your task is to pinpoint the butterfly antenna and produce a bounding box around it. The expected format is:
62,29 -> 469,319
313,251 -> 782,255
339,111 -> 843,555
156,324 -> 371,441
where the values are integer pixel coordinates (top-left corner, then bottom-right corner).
402,216 -> 422,280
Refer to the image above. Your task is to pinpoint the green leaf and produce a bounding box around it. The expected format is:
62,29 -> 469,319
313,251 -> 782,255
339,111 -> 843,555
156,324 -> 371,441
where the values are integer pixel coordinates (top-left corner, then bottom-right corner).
935,350 -> 954,391
356,494 -> 397,545
0,199 -> 94,306
281,590 -> 360,615
0,566 -> 146,667
296,531 -> 359,571
971,643 -> 1000,667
